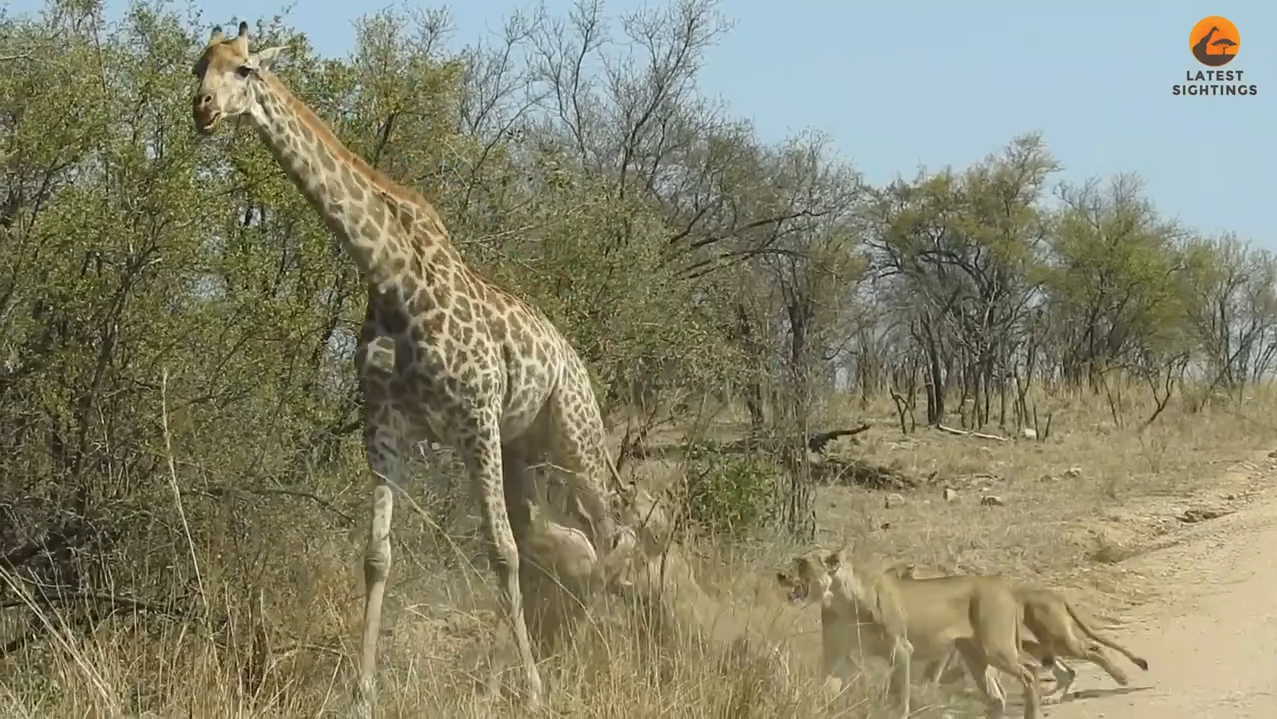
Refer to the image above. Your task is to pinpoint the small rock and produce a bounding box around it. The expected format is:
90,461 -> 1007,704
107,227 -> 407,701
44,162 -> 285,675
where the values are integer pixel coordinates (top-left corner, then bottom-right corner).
1177,507 -> 1232,524
980,495 -> 1005,506
1063,467 -> 1083,479
1021,427 -> 1038,440
1039,473 -> 1056,482
885,493 -> 905,509
943,487 -> 959,502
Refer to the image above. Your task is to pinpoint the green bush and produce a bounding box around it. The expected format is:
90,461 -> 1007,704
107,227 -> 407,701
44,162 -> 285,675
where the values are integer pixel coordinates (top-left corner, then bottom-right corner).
681,439 -> 780,537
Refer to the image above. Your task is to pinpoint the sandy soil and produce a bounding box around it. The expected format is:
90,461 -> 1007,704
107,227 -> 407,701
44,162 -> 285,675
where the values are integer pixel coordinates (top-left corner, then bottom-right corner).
1042,460 -> 1277,718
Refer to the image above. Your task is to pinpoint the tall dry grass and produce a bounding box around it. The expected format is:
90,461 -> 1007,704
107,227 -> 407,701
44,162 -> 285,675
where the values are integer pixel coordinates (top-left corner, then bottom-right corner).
0,535 -> 905,719
3,379 -> 1277,718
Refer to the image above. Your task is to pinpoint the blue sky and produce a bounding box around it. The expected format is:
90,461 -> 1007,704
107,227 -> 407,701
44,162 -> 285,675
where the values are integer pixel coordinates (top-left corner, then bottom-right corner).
9,0 -> 1276,245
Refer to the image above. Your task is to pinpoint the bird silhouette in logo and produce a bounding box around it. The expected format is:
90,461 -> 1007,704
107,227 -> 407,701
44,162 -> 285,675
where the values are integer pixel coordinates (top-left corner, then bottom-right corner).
1193,24 -> 1239,66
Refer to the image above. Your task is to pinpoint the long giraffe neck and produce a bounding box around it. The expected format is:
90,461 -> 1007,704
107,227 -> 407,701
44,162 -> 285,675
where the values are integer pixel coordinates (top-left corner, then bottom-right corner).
245,71 -> 456,292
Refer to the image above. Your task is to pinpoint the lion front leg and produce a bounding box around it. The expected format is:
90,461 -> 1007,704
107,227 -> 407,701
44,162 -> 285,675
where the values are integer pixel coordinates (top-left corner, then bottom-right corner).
820,617 -> 862,688
886,636 -> 913,718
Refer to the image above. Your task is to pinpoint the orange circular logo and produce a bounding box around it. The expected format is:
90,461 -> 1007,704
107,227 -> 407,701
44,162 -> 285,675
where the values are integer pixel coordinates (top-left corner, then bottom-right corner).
1190,16 -> 1240,66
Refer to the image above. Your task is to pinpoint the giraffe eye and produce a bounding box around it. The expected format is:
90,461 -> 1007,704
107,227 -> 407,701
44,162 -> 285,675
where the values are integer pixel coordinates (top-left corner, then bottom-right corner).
235,65 -> 252,78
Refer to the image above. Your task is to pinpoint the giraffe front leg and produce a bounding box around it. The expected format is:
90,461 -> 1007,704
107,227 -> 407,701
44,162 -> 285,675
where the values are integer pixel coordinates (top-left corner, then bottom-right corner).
354,425 -> 408,717
463,416 -> 544,709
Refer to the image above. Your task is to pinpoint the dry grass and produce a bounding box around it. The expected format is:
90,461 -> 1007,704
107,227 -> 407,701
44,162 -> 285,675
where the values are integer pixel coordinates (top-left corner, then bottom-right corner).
3,381 -> 1277,718
810,382 -> 1277,598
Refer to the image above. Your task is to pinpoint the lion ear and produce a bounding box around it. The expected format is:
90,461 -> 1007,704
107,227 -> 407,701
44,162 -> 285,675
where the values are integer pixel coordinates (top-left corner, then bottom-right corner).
823,547 -> 847,571
775,571 -> 789,585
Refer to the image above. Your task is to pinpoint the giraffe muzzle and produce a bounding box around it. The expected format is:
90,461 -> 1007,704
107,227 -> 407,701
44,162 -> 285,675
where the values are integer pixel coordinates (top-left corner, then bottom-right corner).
193,95 -> 221,135
194,113 -> 221,135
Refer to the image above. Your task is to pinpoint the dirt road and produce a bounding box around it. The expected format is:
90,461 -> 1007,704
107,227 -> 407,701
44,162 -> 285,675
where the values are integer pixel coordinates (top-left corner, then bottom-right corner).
1043,469 -> 1277,718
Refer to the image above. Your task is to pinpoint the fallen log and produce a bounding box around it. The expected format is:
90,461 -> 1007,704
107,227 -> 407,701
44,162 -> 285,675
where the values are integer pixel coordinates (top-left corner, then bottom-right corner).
815,457 -> 919,491
807,423 -> 872,454
935,424 -> 1008,442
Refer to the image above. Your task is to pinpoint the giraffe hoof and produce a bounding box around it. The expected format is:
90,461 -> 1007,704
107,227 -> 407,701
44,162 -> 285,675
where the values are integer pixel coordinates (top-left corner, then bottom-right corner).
346,697 -> 373,719
347,677 -> 376,719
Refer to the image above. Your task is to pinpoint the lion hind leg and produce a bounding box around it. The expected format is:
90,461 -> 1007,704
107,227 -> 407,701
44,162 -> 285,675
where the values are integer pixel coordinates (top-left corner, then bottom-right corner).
1079,644 -> 1129,688
953,639 -> 1006,715
1048,657 -> 1077,699
977,610 -> 1041,718
983,644 -> 1040,719
1047,620 -> 1130,690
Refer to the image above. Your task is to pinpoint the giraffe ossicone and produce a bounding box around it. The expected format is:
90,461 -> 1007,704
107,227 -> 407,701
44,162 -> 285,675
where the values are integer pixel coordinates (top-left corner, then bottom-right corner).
191,19 -> 635,712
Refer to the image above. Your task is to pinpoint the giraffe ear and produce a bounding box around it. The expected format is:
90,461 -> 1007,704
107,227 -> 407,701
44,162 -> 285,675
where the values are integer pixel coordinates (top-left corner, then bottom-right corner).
249,46 -> 287,72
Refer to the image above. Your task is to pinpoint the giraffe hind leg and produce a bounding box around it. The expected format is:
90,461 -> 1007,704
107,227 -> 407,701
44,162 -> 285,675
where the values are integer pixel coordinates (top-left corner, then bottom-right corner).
502,446 -> 580,657
545,383 -> 616,555
465,417 -> 544,708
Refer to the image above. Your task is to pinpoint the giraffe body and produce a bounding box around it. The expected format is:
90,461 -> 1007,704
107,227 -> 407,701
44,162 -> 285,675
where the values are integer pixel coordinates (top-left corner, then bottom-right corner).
191,22 -> 621,712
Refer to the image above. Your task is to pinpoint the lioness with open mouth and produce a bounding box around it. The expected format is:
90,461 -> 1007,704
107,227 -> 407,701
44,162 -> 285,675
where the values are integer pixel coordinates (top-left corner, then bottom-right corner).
776,547 -> 1040,719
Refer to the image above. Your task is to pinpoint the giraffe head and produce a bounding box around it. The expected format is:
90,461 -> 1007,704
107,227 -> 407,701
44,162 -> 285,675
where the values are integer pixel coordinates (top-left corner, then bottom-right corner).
191,21 -> 286,135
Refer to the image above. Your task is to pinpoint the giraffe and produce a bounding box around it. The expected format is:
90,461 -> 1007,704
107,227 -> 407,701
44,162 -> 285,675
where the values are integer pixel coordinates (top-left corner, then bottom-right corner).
190,21 -> 629,711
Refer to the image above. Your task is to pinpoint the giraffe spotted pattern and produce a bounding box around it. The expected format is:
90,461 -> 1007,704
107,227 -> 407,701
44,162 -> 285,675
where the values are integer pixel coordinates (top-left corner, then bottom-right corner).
192,21 -> 630,713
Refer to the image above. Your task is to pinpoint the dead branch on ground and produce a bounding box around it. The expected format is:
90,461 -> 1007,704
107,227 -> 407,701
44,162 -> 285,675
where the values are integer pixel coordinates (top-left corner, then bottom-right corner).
934,424 -> 1008,442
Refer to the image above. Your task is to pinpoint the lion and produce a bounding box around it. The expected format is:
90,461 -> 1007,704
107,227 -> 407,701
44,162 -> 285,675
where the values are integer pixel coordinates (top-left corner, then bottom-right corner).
892,563 -> 1149,699
518,482 -> 712,653
1013,584 -> 1150,697
776,548 -> 1040,719
516,498 -> 643,653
